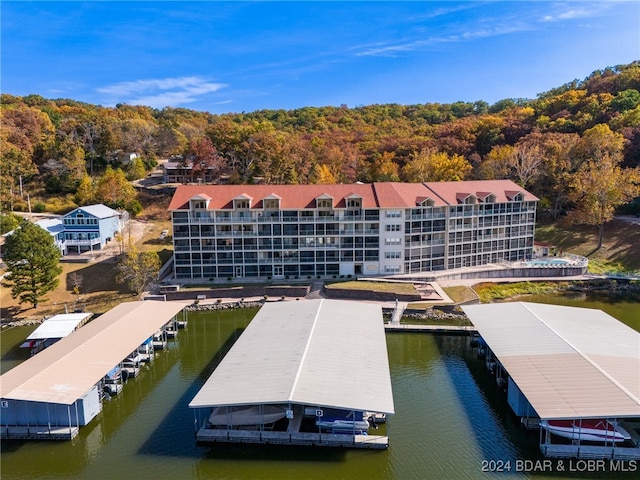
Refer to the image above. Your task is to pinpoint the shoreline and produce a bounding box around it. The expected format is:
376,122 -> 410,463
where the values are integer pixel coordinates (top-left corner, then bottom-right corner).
4,278 -> 637,329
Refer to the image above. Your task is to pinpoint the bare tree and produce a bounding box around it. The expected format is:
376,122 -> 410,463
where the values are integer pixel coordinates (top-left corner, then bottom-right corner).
509,143 -> 542,188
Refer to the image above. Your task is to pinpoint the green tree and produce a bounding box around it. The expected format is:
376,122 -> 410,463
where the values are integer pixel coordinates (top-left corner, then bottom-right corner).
2,220 -> 62,308
126,157 -> 147,181
0,212 -> 22,234
115,244 -> 161,294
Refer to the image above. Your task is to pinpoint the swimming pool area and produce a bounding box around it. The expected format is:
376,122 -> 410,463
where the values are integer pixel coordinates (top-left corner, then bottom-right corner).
524,258 -> 572,266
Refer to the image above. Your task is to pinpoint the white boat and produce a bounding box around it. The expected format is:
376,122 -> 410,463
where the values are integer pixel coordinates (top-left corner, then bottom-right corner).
208,405 -> 286,426
541,419 -> 631,443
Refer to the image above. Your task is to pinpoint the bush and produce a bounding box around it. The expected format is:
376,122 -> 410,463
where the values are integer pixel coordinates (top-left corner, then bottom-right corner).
33,202 -> 46,213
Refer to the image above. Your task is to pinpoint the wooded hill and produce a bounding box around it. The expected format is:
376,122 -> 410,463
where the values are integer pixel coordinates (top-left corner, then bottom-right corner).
1,61 -> 639,220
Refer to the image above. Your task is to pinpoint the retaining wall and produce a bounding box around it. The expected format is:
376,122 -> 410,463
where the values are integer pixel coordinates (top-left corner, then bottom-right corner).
164,285 -> 310,301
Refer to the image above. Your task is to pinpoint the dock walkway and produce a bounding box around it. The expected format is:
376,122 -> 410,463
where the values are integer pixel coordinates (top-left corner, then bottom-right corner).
541,443 -> 640,460
1,425 -> 79,441
196,428 -> 389,449
385,323 -> 476,334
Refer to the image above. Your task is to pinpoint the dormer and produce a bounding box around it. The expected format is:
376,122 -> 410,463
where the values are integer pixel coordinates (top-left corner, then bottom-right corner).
262,193 -> 281,210
476,192 -> 497,203
315,193 -> 333,209
505,191 -> 524,202
233,193 -> 253,210
456,193 -> 477,204
345,193 -> 362,209
416,196 -> 435,207
189,194 -> 211,210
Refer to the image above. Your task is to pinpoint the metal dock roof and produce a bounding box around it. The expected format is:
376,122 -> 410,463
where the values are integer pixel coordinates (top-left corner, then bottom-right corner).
462,302 -> 640,419
1,301 -> 187,405
26,312 -> 93,340
189,299 -> 395,414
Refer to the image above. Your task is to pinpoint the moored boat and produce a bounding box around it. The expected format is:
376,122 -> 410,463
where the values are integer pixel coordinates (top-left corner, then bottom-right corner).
540,419 -> 631,443
208,405 -> 286,426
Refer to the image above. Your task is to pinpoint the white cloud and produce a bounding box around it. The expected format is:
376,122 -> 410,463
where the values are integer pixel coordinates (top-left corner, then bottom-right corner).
97,76 -> 226,108
355,24 -> 530,57
541,3 -> 612,22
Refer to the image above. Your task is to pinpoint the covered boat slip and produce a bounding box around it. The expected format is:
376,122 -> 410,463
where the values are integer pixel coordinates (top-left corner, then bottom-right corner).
20,312 -> 93,355
189,299 -> 395,449
0,300 -> 188,440
462,302 -> 640,460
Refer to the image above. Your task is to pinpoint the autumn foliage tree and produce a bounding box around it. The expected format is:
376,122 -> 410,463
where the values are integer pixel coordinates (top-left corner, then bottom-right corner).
569,154 -> 640,249
94,166 -> 141,214
402,149 -> 472,182
115,244 -> 161,294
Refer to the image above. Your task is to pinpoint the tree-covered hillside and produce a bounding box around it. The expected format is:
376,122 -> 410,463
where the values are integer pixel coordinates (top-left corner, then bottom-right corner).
1,62 -> 639,220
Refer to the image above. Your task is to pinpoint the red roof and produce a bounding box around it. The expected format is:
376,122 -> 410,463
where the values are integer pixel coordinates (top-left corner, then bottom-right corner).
168,180 -> 538,211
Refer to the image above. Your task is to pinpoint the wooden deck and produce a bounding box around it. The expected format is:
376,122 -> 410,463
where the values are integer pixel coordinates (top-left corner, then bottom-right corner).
196,428 -> 389,449
1,425 -> 79,441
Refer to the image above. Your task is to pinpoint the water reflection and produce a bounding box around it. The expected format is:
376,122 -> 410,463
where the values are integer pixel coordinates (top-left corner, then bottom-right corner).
1,295 -> 638,479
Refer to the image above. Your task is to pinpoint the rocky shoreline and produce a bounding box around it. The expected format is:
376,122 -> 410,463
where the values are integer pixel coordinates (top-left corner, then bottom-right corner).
3,279 -> 637,328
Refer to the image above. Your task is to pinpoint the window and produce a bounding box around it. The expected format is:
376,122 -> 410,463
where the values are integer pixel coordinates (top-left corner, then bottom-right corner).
384,265 -> 401,273
346,199 -> 361,208
235,200 -> 250,209
385,251 -> 401,259
385,210 -> 401,218
317,199 -> 332,209
385,238 -> 402,245
386,224 -> 401,232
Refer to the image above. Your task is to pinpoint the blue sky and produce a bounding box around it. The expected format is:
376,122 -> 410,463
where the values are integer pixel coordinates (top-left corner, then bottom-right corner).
2,1 -> 638,114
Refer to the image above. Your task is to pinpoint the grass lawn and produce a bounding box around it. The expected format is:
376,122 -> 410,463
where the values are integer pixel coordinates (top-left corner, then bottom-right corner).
535,217 -> 640,271
1,198 -> 174,322
473,281 -> 569,303
442,286 -> 478,303
325,280 -> 418,295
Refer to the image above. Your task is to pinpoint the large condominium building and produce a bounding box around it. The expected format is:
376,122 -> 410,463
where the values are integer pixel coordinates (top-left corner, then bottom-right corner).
168,180 -> 538,280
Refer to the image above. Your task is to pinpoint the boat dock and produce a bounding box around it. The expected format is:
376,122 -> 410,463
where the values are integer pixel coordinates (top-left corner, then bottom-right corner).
0,301 -> 189,441
189,300 -> 395,450
463,303 -> 640,461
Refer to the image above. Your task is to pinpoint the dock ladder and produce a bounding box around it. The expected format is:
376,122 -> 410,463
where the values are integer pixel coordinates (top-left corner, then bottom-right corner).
390,300 -> 407,325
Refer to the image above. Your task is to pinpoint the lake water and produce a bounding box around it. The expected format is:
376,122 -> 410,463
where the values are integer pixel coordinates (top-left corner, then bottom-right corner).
1,292 -> 638,480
